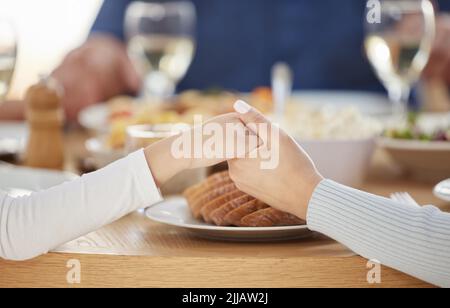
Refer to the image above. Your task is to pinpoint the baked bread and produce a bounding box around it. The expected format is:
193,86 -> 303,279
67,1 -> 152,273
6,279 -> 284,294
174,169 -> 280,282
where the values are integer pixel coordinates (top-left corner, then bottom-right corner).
183,172 -> 305,227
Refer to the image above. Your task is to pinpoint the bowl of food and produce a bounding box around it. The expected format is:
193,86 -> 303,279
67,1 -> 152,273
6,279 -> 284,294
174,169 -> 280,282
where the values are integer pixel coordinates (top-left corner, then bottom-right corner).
379,112 -> 450,182
285,104 -> 382,187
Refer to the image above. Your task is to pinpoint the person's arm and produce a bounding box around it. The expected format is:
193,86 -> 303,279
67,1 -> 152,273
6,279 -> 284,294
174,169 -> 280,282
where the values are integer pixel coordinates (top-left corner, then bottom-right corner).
0,150 -> 162,261
307,180 -> 450,288
0,112 -> 255,261
229,101 -> 450,288
52,35 -> 141,122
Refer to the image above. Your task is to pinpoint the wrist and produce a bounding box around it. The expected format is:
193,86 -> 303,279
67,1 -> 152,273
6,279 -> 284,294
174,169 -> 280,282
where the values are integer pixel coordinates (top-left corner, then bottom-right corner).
143,136 -> 190,187
294,173 -> 323,220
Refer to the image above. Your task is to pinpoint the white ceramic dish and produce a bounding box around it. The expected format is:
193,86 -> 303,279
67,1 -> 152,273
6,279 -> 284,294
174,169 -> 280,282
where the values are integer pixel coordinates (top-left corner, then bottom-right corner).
298,138 -> 376,187
378,112 -> 450,182
79,104 -> 109,133
0,164 -> 78,195
0,121 -> 28,155
379,137 -> 450,182
145,197 -> 312,242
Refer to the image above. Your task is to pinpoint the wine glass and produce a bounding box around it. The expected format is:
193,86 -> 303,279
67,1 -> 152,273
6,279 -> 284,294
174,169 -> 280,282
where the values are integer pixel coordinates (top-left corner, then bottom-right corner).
125,123 -> 189,154
0,19 -> 17,103
124,1 -> 196,100
364,0 -> 436,116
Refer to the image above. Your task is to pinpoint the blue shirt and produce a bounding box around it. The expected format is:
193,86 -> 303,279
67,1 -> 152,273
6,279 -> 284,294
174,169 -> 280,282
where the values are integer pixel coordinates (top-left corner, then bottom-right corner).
92,0 -> 450,93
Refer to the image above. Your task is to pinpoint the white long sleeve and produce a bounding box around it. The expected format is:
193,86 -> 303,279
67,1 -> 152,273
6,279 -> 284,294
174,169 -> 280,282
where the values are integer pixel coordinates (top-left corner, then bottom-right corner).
307,180 -> 450,287
0,150 -> 162,261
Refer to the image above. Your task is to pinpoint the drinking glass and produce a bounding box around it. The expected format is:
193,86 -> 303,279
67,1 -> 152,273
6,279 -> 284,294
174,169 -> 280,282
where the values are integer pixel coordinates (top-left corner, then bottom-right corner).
124,1 -> 196,100
364,0 -> 436,115
124,123 -> 203,196
125,123 -> 189,153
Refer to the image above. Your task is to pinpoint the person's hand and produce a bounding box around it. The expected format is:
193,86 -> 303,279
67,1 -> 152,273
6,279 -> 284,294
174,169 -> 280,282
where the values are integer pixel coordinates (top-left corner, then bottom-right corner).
423,14 -> 450,84
52,35 -> 141,121
143,112 -> 259,187
227,101 -> 323,220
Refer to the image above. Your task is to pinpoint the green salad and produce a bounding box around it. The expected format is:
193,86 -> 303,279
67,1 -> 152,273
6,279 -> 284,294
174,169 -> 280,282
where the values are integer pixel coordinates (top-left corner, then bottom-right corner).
384,112 -> 450,142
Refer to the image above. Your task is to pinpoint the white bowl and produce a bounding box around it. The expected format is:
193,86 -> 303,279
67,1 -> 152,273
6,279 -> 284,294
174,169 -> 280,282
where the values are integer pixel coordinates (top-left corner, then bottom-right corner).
378,137 -> 450,182
298,138 -> 376,187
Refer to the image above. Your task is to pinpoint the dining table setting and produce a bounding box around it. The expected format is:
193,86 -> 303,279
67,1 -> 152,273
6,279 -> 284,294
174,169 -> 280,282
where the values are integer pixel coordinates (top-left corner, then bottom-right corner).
0,122 -> 448,288
1,0 -> 450,291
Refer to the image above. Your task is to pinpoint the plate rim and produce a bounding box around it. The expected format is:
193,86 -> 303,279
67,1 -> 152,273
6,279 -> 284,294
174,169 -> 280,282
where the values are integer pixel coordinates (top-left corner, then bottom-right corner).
145,197 -> 308,232
378,137 -> 450,151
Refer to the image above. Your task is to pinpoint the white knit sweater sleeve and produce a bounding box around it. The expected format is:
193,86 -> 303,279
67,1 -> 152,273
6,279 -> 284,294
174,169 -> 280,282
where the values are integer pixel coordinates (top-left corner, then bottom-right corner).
0,149 -> 162,261
307,179 -> 450,287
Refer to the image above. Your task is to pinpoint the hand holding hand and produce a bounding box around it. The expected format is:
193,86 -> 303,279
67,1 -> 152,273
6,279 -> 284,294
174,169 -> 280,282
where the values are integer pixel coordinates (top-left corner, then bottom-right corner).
144,112 -> 259,187
142,101 -> 323,221
228,101 -> 323,220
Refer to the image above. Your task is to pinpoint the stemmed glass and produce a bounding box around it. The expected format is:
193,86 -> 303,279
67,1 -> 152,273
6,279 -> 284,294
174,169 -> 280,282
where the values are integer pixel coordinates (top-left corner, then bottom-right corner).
124,1 -> 196,100
364,0 -> 436,116
0,19 -> 17,103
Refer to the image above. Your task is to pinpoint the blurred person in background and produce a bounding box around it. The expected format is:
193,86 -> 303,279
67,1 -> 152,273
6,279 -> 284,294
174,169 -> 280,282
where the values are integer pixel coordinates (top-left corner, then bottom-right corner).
1,0 -> 450,121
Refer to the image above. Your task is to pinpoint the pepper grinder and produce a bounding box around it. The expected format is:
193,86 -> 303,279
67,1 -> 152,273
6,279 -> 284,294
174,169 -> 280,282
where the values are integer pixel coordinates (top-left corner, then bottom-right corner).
24,77 -> 65,170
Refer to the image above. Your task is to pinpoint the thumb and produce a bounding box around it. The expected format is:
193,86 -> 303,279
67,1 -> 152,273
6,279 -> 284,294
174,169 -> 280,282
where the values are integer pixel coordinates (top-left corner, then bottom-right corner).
233,100 -> 275,147
233,100 -> 271,126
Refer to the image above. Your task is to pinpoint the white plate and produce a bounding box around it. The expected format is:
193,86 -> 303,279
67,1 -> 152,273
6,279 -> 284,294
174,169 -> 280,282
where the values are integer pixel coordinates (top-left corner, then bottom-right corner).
378,137 -> 450,182
145,197 -> 312,242
434,179 -> 450,202
79,104 -> 110,133
0,121 -> 28,155
78,91 -> 392,133
0,164 -> 78,196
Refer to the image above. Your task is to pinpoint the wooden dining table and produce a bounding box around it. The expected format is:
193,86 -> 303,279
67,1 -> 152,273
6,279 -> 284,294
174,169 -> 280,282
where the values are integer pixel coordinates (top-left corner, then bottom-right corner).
0,130 -> 447,288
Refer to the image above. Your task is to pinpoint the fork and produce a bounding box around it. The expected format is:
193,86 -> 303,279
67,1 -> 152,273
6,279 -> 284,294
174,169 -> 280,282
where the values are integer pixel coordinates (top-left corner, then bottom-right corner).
390,192 -> 421,208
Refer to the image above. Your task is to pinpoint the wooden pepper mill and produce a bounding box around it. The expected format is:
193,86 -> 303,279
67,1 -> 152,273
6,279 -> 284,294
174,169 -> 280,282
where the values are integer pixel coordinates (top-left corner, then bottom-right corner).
24,77 -> 65,170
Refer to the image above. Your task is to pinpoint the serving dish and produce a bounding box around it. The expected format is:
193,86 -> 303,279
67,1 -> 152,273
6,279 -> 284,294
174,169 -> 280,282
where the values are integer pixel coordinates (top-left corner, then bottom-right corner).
379,112 -> 450,182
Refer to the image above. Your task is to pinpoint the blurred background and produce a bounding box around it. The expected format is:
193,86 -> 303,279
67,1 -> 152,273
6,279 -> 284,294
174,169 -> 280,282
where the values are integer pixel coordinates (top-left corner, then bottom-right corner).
0,0 -> 102,99
0,0 -> 449,195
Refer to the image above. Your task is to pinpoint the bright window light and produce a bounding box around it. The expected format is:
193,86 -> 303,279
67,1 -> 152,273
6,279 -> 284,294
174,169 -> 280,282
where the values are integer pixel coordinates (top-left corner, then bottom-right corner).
0,0 -> 103,99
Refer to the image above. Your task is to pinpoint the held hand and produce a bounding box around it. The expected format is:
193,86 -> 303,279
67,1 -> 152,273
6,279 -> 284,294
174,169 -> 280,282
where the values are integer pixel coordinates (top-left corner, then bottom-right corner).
228,101 -> 323,220
144,112 -> 259,187
52,35 -> 141,121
